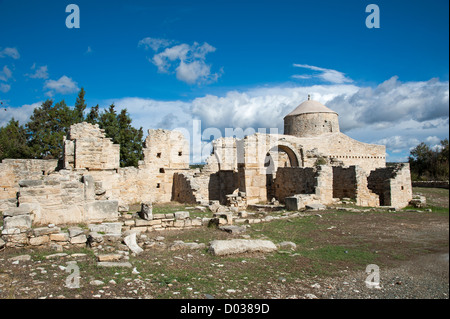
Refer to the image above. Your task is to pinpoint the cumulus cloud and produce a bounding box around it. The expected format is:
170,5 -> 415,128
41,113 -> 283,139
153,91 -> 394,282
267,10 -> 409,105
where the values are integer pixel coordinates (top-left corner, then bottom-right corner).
0,47 -> 20,59
0,102 -> 42,127
0,65 -> 12,82
44,75 -> 79,96
326,76 -> 449,131
139,37 -> 222,85
25,64 -> 49,79
293,64 -> 353,84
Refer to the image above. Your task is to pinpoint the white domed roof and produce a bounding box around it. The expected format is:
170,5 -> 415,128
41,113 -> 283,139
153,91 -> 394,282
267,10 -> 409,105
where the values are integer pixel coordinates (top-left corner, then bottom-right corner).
285,99 -> 337,117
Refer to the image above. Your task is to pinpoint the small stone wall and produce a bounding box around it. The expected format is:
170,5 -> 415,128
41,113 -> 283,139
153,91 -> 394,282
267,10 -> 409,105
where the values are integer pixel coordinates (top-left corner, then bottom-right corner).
0,159 -> 58,210
368,163 -> 413,208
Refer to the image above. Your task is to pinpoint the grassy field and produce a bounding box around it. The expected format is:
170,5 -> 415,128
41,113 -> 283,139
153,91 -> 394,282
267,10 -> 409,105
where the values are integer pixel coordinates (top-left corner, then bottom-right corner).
0,187 -> 448,299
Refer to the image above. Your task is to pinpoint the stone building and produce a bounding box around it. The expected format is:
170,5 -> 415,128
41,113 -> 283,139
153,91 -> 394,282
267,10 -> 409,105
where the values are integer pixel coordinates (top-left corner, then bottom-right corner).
0,97 -> 413,228
172,97 -> 412,209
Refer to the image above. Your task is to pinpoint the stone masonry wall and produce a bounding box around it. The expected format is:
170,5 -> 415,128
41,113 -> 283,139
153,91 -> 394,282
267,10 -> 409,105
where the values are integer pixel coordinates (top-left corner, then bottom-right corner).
64,122 -> 120,170
0,159 -> 58,210
16,171 -> 119,225
368,163 -> 412,208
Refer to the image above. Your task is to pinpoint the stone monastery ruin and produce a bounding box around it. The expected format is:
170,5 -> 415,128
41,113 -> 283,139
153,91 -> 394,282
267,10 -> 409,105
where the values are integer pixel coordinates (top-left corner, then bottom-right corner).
0,97 -> 413,249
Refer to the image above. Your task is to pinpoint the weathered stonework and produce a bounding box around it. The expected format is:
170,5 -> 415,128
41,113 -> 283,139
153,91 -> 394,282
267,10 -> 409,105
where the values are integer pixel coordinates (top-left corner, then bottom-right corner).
0,97 -> 414,251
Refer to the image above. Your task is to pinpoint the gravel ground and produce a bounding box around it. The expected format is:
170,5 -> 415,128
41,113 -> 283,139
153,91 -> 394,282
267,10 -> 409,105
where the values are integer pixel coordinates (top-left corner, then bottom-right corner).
299,252 -> 449,299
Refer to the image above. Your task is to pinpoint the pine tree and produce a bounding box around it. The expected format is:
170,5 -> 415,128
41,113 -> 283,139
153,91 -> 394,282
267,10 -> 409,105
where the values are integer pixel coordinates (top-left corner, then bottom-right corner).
73,87 -> 87,123
26,99 -> 77,159
0,118 -> 32,161
99,104 -> 120,143
97,104 -> 143,167
86,104 -> 100,125
117,108 -> 144,167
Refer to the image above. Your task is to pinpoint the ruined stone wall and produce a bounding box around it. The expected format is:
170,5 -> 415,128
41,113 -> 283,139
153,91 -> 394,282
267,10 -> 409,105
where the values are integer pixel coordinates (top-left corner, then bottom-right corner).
332,166 -> 357,199
0,159 -> 58,210
274,167 -> 317,201
16,171 -> 119,225
210,170 -> 239,204
141,129 -> 190,203
332,166 -> 379,207
64,122 -> 120,170
172,172 -> 200,204
205,132 -> 386,177
274,166 -> 333,204
368,163 -> 412,208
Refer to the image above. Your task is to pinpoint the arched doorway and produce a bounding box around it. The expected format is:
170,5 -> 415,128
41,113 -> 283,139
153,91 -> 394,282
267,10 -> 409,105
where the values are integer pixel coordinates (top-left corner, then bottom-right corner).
264,143 -> 302,201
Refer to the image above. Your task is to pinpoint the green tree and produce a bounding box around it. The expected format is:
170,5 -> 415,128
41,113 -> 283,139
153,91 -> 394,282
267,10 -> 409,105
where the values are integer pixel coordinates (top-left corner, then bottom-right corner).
99,104 -> 120,143
97,104 -> 143,167
409,139 -> 449,181
117,108 -> 144,167
73,87 -> 87,123
0,118 -> 32,161
26,99 -> 78,159
85,104 -> 100,125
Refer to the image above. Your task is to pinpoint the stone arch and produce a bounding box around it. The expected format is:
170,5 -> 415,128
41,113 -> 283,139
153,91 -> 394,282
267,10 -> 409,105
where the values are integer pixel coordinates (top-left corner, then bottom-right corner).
263,141 -> 302,202
265,140 -> 303,168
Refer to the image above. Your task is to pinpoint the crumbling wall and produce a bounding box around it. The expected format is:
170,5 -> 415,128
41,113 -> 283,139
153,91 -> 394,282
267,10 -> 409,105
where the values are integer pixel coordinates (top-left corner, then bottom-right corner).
208,170 -> 239,204
64,122 -> 120,170
172,172 -> 201,204
368,163 -> 412,208
140,129 -> 190,202
0,159 -> 58,210
16,171 -> 119,225
274,167 -> 317,201
333,166 -> 379,207
274,165 -> 333,204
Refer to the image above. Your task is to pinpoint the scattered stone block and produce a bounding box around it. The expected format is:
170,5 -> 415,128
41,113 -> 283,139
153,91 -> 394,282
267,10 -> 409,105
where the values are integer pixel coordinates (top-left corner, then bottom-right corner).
123,232 -> 143,255
139,201 -> 153,220
97,254 -> 122,262
174,211 -> 190,220
305,203 -> 327,210
97,261 -> 132,268
208,239 -> 278,256
45,253 -> 68,259
278,241 -> 297,250
219,225 -> 247,235
8,254 -> 32,262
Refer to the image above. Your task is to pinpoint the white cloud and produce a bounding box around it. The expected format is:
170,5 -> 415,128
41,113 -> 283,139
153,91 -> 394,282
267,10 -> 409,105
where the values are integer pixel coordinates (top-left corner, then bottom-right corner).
25,64 -> 49,79
0,47 -> 20,59
0,102 -> 42,127
0,83 -> 11,93
138,37 -> 173,51
326,76 -> 449,131
293,64 -> 353,84
139,38 -> 221,85
84,46 -> 93,55
44,75 -> 79,96
0,65 -> 12,82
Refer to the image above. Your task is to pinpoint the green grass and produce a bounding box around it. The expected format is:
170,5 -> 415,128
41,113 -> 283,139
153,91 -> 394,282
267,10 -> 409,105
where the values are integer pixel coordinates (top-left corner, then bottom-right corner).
300,245 -> 376,265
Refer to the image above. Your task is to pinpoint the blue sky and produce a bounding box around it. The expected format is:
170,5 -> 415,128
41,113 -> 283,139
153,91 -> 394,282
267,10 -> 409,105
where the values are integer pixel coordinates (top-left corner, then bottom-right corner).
1,0 -> 449,163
